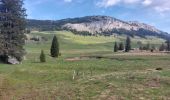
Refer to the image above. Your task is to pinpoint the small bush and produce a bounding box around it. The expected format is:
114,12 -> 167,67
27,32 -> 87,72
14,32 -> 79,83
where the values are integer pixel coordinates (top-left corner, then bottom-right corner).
114,42 -> 118,52
59,53 -> 62,56
156,68 -> 163,70
40,50 -> 46,62
30,37 -> 40,41
41,36 -> 48,41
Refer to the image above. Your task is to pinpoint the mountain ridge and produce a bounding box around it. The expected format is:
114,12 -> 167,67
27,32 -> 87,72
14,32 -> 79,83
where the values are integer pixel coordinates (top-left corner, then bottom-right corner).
27,15 -> 170,39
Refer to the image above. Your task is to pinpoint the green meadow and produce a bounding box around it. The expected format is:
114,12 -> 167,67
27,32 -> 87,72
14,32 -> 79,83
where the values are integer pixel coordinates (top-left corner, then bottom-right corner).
0,31 -> 170,100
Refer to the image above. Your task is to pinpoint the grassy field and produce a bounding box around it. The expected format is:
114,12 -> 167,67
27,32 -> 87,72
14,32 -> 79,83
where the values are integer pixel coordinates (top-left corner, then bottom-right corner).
0,31 -> 170,100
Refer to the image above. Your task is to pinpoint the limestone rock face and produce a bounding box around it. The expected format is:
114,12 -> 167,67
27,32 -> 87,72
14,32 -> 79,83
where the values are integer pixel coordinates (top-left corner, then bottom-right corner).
27,16 -> 170,39
7,56 -> 20,65
62,16 -> 162,34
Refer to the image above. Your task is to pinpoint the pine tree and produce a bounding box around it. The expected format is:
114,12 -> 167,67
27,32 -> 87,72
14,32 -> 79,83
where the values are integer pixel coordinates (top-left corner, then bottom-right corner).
166,40 -> 170,51
151,45 -> 155,52
40,50 -> 46,62
114,42 -> 118,52
50,35 -> 59,58
159,43 -> 165,51
125,36 -> 131,52
139,46 -> 143,50
0,0 -> 26,62
119,42 -> 124,50
146,42 -> 150,50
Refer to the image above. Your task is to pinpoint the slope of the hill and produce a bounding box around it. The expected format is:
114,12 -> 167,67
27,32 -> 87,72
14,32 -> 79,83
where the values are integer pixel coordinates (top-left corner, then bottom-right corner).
27,16 -> 170,39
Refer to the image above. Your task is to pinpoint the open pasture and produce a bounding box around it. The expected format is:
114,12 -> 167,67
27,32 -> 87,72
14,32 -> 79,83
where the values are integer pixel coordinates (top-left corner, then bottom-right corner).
0,31 -> 170,100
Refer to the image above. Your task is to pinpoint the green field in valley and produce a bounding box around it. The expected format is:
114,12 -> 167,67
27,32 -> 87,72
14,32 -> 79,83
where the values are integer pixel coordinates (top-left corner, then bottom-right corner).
0,31 -> 170,100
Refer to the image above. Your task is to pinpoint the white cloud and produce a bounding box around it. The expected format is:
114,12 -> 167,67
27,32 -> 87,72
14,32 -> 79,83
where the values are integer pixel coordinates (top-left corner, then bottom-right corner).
154,6 -> 170,13
64,0 -> 72,3
97,0 -> 121,7
141,0 -> 170,13
151,0 -> 170,13
97,0 -> 140,7
142,0 -> 152,6
123,0 -> 140,4
97,0 -> 170,13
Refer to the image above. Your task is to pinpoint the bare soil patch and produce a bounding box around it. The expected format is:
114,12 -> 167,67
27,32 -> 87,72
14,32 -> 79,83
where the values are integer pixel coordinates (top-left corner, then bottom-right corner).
0,75 -> 14,100
65,57 -> 90,61
114,52 -> 169,56
145,78 -> 161,88
65,52 -> 169,61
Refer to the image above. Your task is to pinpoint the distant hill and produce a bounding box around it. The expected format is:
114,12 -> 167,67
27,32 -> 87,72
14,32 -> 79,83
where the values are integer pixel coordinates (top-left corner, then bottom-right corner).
27,16 -> 170,40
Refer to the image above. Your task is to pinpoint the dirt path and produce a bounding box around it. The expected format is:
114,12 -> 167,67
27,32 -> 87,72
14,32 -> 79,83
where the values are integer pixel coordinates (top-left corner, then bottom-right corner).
114,52 -> 168,56
65,52 -> 170,61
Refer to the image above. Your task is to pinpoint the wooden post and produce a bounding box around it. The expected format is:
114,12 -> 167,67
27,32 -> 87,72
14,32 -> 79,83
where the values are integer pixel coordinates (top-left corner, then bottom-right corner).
73,70 -> 76,80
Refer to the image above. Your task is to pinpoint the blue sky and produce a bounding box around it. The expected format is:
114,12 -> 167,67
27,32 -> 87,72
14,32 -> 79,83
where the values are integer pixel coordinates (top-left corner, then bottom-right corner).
24,0 -> 170,33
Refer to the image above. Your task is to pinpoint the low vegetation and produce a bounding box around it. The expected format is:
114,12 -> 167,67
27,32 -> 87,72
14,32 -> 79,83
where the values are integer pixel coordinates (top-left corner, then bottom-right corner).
40,50 -> 46,63
0,31 -> 170,100
0,1 -> 170,100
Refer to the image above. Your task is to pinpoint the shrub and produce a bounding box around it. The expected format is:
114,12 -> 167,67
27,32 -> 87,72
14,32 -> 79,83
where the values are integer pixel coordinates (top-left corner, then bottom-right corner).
40,50 -> 46,62
119,42 -> 124,50
114,42 -> 118,52
156,68 -> 163,70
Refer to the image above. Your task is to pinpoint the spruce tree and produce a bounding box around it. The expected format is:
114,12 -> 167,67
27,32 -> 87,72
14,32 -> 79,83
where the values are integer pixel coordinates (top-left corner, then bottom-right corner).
50,35 -> 59,58
146,42 -> 150,50
125,36 -> 131,52
119,42 -> 124,50
139,46 -> 143,50
150,45 -> 155,52
114,42 -> 118,52
166,40 -> 170,51
40,50 -> 46,62
159,43 -> 165,51
0,0 -> 26,62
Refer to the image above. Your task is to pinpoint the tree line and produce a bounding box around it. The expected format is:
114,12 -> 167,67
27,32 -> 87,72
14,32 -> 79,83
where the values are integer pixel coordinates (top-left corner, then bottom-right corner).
114,36 -> 131,52
114,36 -> 170,52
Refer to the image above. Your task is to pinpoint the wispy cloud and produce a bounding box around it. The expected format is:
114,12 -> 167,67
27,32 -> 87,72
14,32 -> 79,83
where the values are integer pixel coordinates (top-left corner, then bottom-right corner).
123,0 -> 140,4
97,0 -> 120,8
142,0 -> 152,6
64,0 -> 73,3
96,0 -> 140,7
97,0 -> 170,14
146,0 -> 170,13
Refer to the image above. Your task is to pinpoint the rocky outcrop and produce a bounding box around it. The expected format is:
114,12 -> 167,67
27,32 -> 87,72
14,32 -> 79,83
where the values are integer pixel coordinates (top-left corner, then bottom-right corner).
7,56 -> 20,64
0,55 -> 20,64
62,16 -> 162,35
27,16 -> 170,39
